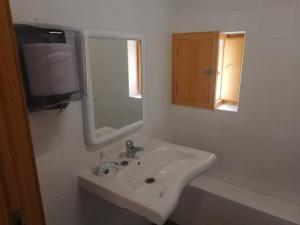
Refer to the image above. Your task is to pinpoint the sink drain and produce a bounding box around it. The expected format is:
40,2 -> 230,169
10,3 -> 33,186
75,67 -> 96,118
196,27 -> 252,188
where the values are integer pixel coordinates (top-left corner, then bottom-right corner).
120,161 -> 128,166
145,177 -> 156,184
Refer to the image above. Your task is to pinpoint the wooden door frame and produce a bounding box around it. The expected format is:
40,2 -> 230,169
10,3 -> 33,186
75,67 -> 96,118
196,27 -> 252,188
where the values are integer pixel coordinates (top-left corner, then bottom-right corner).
0,0 -> 46,225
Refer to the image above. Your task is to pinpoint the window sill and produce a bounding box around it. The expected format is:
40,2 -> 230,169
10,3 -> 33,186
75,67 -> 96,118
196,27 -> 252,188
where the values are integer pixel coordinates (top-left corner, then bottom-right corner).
129,94 -> 142,99
216,102 -> 238,112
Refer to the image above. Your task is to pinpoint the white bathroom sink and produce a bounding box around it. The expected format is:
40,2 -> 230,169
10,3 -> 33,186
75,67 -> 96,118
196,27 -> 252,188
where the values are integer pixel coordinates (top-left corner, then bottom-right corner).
78,138 -> 216,225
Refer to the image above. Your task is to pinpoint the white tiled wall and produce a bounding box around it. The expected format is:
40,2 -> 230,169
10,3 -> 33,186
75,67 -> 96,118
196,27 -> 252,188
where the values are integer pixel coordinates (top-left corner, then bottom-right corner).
171,0 -> 300,205
10,0 -> 173,224
29,101 -> 159,225
29,102 -> 89,225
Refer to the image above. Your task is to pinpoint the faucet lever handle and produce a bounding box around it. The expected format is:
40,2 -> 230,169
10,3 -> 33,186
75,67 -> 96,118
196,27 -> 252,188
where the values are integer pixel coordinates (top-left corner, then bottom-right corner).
126,140 -> 134,149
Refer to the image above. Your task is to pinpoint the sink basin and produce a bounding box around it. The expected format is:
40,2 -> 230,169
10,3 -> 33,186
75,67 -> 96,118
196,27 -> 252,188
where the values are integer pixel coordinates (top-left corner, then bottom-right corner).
78,138 -> 216,224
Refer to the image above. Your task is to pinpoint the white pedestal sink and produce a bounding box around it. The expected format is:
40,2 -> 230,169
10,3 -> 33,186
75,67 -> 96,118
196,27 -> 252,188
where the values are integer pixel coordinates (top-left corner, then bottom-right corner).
78,138 -> 217,225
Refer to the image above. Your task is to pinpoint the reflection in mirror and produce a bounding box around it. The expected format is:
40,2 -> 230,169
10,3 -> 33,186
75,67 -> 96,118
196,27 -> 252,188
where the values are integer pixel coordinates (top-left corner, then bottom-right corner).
87,37 -> 143,139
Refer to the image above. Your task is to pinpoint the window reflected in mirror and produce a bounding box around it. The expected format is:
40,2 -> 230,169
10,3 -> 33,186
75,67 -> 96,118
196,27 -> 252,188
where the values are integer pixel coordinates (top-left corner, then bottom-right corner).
127,40 -> 142,99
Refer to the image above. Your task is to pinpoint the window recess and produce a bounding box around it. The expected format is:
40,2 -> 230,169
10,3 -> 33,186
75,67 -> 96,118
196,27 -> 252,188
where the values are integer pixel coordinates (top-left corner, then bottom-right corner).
172,32 -> 245,112
128,40 -> 142,99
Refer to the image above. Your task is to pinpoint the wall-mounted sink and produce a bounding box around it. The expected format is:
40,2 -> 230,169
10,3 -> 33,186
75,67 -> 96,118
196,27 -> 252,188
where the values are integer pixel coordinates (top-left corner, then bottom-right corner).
78,138 -> 216,225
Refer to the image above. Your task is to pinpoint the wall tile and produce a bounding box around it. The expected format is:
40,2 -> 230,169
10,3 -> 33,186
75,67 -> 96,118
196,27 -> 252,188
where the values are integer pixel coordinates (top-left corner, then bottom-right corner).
35,145 -> 62,169
264,196 -> 299,223
198,193 -> 234,225
292,3 -> 300,37
240,70 -> 284,100
259,0 -> 299,8
230,149 -> 272,194
28,111 -> 63,158
268,156 -> 300,204
204,132 -> 247,183
170,210 -> 191,225
235,99 -> 281,154
263,214 -> 296,225
231,204 -> 267,225
174,186 -> 298,225
274,100 -> 300,158
81,190 -> 151,225
191,175 -> 241,202
287,39 -> 300,71
282,71 -> 300,100
258,6 -> 296,38
227,0 -> 262,11
226,9 -> 260,39
63,101 -> 83,120
172,187 -> 236,225
9,0 -> 47,22
36,152 -> 66,197
60,117 -> 85,160
174,186 -> 205,216
243,39 -> 290,71
236,188 -> 267,211
36,157 -> 71,225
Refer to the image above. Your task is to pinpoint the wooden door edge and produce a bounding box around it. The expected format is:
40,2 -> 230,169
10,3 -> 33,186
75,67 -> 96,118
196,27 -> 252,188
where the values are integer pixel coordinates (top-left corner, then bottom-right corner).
0,1 -> 46,225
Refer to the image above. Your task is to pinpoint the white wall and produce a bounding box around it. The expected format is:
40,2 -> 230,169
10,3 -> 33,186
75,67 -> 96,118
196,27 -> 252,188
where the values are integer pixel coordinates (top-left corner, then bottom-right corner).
9,0 -> 173,224
171,0 -> 300,205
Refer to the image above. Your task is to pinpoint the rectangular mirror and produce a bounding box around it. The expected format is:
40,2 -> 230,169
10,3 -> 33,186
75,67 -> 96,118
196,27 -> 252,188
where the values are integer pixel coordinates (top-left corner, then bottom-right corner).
83,30 -> 144,146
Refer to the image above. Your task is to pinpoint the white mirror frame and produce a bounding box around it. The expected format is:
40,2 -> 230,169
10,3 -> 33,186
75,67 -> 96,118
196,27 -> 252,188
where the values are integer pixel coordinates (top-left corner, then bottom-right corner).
82,29 -> 145,146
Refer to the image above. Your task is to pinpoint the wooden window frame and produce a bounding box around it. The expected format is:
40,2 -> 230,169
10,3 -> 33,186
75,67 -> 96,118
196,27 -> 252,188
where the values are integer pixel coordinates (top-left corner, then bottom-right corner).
128,39 -> 142,98
172,31 -> 244,111
172,32 -> 219,110
216,33 -> 245,107
136,40 -> 142,94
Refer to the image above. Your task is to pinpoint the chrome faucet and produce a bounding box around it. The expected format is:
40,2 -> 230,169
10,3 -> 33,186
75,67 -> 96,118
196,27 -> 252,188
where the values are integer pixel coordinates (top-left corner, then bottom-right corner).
125,140 -> 144,158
